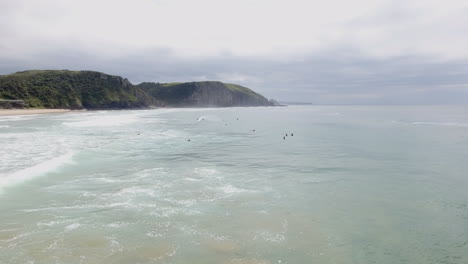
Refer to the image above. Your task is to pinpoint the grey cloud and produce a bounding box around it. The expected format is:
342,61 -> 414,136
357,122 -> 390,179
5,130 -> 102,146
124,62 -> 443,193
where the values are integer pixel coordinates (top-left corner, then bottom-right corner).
1,47 -> 468,104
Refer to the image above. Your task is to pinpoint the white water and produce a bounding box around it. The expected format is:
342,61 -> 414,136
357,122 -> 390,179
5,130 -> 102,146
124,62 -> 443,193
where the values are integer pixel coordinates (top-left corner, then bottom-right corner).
0,152 -> 74,192
1,106 -> 468,264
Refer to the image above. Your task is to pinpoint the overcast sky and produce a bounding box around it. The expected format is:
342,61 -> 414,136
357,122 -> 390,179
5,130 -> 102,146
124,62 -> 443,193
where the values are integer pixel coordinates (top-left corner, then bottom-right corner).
1,0 -> 468,104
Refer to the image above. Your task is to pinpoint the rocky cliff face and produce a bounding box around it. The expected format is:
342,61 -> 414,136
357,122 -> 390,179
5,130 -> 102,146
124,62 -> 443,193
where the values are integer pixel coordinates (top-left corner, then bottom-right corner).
138,81 -> 272,107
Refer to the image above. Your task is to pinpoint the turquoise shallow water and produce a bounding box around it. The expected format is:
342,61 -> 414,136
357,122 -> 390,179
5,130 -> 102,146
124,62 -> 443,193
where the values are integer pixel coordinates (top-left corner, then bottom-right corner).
0,105 -> 468,264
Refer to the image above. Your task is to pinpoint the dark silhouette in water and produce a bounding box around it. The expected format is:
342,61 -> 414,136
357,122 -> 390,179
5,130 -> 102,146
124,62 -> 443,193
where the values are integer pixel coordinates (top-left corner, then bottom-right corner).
291,133 -> 294,136
251,129 -> 255,132
283,136 -> 285,140
286,133 -> 288,137
187,139 -> 191,142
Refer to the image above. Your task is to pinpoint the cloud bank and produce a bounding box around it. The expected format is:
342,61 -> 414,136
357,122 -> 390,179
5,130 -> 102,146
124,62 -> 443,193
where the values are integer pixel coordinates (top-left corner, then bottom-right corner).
1,0 -> 468,103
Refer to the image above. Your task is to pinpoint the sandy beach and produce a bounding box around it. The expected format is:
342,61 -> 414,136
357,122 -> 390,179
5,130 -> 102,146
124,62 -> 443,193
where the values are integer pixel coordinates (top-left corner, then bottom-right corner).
0,109 -> 72,116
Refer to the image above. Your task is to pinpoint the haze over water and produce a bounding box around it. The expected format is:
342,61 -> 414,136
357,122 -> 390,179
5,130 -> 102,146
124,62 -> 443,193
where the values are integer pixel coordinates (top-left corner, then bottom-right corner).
1,105 -> 467,264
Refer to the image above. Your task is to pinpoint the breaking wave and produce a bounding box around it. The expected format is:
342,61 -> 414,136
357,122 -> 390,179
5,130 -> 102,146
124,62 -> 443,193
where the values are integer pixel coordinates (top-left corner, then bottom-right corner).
0,152 -> 75,192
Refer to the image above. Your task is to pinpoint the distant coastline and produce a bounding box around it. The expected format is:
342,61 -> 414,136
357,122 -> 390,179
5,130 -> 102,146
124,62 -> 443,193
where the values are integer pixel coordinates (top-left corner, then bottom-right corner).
280,101 -> 313,105
0,70 -> 278,110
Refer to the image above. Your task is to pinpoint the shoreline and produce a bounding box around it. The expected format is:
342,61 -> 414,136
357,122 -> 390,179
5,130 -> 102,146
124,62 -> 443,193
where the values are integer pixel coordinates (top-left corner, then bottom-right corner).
0,109 -> 74,116
0,105 -> 281,117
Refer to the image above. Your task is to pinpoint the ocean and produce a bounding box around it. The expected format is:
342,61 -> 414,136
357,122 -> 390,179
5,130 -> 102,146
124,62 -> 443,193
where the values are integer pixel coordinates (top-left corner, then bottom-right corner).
0,105 -> 467,264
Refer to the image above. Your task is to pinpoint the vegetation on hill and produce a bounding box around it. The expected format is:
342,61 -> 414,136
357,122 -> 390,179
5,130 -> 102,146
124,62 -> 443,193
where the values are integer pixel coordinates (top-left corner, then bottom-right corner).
0,70 -> 157,109
0,71 -> 274,109
138,81 -> 272,107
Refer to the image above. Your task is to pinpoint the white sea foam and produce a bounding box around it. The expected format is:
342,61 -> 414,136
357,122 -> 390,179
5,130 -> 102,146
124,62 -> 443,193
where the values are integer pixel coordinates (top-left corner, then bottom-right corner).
108,222 -> 128,228
196,115 -> 222,122
93,177 -> 126,183
65,223 -> 81,231
193,167 -> 218,177
217,184 -> 254,195
62,115 -> 139,127
162,198 -> 197,207
37,219 -> 72,227
20,201 -> 134,212
253,231 -> 286,243
0,125 -> 10,128
183,177 -> 202,182
0,115 -> 40,122
412,121 -> 468,127
0,152 -> 74,192
114,186 -> 156,198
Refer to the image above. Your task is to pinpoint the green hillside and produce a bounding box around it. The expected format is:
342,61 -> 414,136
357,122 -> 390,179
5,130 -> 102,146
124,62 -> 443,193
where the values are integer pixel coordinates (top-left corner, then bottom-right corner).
0,70 -> 157,109
0,71 -> 274,109
138,81 -> 272,107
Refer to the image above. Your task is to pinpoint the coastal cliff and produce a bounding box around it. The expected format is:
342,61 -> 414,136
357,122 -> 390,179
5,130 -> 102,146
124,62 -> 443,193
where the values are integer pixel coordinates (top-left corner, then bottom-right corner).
0,70 -> 157,109
0,70 -> 274,109
137,81 -> 272,107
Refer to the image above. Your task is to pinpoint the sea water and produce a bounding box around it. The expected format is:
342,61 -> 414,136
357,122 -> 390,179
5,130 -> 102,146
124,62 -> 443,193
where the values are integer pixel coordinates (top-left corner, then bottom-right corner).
0,106 -> 467,264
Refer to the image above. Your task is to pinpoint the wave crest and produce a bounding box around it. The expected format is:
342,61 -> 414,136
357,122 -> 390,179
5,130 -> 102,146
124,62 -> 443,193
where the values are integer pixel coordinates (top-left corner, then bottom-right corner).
0,152 -> 75,192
